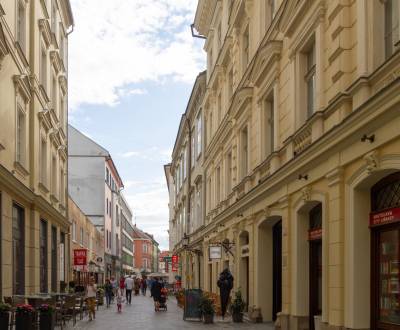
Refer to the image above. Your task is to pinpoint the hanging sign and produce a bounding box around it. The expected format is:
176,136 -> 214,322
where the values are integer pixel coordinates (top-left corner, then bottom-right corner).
308,228 -> 322,241
370,208 -> 400,227
74,249 -> 87,266
172,255 -> 179,272
209,246 -> 222,259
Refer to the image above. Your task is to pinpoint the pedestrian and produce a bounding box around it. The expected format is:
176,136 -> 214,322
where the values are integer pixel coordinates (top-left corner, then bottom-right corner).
110,276 -> 117,302
134,278 -> 140,296
125,275 -> 134,304
116,287 -> 124,313
104,279 -> 113,308
119,276 -> 125,297
141,278 -> 148,296
85,277 -> 97,321
151,277 -> 162,312
149,278 -> 154,297
217,268 -> 234,319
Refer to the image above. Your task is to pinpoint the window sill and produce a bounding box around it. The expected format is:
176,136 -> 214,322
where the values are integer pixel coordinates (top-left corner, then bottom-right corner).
38,182 -> 50,194
13,161 -> 29,177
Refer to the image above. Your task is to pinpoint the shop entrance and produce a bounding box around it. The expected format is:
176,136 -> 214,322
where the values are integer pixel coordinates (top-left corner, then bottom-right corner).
371,172 -> 400,330
309,204 -> 322,330
272,220 -> 282,321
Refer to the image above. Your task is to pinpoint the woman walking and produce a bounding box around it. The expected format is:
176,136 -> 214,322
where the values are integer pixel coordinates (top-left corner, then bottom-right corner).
151,277 -> 162,311
86,277 -> 97,321
104,279 -> 113,308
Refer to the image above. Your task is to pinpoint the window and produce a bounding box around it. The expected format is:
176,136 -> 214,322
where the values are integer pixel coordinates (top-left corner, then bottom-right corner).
17,0 -> 26,53
143,244 -> 148,253
263,92 -> 275,157
72,221 -> 76,242
51,226 -> 57,292
242,26 -> 250,71
80,227 -> 84,245
209,112 -> 213,138
40,43 -> 48,90
51,0 -> 57,33
267,0 -> 275,27
52,75 -> 57,114
385,0 -> 400,58
106,230 -> 109,249
182,206 -> 186,235
86,231 -> 89,248
116,234 -> 119,255
143,258 -> 148,269
241,127 -> 249,178
51,155 -> 57,197
196,187 -> 202,226
226,152 -> 232,195
59,26 -> 65,64
116,205 -> 119,226
40,138 -> 47,185
217,23 -> 222,49
59,167 -> 65,205
59,94 -> 65,130
228,69 -> 233,102
197,115 -> 202,157
106,168 -> 109,183
12,204 -> 25,295
191,134 -> 195,167
109,201 -> 112,217
216,166 -> 221,203
16,107 -> 26,165
217,93 -> 222,124
106,198 -> 109,214
40,220 -> 48,293
305,41 -> 316,118
208,48 -> 213,72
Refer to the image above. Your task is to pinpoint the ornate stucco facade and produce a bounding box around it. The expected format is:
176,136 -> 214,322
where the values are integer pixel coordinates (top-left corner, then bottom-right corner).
168,1 -> 400,329
0,0 -> 73,296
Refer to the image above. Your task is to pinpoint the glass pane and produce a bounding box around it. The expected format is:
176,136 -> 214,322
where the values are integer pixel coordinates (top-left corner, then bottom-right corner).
379,229 -> 400,324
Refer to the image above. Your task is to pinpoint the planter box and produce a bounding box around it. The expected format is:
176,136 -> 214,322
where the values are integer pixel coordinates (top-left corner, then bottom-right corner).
16,312 -> 35,330
232,313 -> 243,323
203,314 -> 214,324
40,312 -> 55,330
0,312 -> 10,329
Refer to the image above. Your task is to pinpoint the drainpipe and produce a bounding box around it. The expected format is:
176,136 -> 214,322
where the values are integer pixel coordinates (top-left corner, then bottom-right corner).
183,114 -> 191,289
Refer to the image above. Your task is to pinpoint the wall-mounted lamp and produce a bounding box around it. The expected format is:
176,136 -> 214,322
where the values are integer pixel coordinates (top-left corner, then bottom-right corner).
298,174 -> 308,181
361,134 -> 375,143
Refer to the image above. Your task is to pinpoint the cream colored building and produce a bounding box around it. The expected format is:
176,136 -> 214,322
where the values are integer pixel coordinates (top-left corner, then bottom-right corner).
168,1 -> 400,329
0,0 -> 73,296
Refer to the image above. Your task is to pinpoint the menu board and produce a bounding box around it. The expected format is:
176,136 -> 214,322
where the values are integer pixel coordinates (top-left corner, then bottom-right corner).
379,229 -> 400,324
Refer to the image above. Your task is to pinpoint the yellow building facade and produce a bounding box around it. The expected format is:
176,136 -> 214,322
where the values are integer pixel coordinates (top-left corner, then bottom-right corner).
0,0 -> 73,296
169,1 -> 400,329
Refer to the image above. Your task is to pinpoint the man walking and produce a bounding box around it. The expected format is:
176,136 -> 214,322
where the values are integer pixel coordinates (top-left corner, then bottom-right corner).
125,275 -> 134,304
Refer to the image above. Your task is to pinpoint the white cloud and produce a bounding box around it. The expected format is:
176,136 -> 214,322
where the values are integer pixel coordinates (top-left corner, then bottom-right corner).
69,0 -> 205,110
119,147 -> 171,162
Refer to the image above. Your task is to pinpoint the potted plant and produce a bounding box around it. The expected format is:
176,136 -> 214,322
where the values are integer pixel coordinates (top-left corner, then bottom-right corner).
174,289 -> 185,308
38,304 -> 55,330
198,296 -> 215,324
97,287 -> 104,306
0,302 -> 11,329
230,290 -> 245,322
15,304 -> 35,330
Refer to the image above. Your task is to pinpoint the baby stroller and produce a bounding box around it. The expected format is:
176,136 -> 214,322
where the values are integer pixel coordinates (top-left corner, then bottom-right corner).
158,288 -> 168,311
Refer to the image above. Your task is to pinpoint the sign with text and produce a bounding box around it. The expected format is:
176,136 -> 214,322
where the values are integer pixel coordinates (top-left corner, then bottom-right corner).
370,208 -> 400,227
74,249 -> 87,266
308,228 -> 322,241
172,255 -> 179,272
209,246 -> 222,259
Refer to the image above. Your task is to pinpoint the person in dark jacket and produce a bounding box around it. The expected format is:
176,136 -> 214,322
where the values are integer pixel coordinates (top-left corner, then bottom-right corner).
217,268 -> 234,319
151,277 -> 163,311
104,279 -> 113,308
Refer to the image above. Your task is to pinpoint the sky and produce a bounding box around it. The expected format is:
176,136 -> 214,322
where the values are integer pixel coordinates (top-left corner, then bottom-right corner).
68,0 -> 206,250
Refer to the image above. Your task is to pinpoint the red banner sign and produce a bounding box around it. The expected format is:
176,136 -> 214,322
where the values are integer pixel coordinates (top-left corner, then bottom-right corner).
308,228 -> 322,241
74,249 -> 87,266
370,208 -> 400,227
172,255 -> 179,263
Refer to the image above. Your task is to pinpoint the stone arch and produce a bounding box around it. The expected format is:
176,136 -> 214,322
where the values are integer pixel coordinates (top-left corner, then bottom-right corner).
291,189 -> 328,323
345,154 -> 400,329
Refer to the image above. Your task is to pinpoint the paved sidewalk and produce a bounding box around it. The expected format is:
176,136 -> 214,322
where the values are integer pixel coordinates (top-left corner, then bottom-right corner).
68,294 -> 274,330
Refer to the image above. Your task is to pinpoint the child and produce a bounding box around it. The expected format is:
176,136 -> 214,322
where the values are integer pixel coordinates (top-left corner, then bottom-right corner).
116,288 -> 124,313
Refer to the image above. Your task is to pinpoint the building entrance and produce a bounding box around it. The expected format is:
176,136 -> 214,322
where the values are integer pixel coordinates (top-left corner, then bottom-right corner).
272,220 -> 282,321
371,172 -> 400,330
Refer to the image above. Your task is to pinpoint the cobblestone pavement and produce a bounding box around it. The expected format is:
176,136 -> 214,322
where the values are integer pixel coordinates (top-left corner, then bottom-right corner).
68,293 -> 274,330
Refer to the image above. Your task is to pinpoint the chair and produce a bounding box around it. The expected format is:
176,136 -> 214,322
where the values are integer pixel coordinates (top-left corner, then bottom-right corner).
74,296 -> 84,320
61,295 -> 77,326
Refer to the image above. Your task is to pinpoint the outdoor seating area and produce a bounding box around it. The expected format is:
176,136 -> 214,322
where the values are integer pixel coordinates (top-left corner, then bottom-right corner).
0,293 -> 95,330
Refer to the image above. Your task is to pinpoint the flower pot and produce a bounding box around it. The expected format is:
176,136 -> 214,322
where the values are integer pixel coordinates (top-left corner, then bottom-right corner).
0,312 -> 10,329
232,312 -> 243,323
203,314 -> 214,324
16,312 -> 35,330
40,312 -> 55,330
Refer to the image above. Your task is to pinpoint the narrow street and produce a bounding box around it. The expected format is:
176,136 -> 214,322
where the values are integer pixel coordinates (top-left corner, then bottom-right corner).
70,294 -> 273,330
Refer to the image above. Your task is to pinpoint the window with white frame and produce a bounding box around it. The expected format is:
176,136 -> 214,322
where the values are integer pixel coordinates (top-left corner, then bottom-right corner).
182,206 -> 186,236
51,155 -> 57,197
183,148 -> 187,180
241,126 -> 249,178
52,75 -> 57,114
16,105 -> 26,166
227,69 -> 233,102
226,152 -> 232,195
191,134 -> 195,167
16,0 -> 26,53
196,114 -> 202,157
80,227 -> 84,245
143,244 -> 148,253
208,48 -> 213,73
216,166 -> 221,203
196,186 -> 202,226
59,27 -> 65,63
384,0 -> 400,59
59,93 -> 65,131
305,41 -> 316,119
143,258 -> 148,269
72,221 -> 76,242
60,167 -> 65,204
40,137 -> 47,185
217,92 -> 222,124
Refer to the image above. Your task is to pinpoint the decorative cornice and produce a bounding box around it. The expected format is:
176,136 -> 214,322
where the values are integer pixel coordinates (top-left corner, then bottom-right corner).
13,75 -> 32,102
58,75 -> 67,94
0,21 -> 9,65
38,19 -> 52,48
50,50 -> 62,74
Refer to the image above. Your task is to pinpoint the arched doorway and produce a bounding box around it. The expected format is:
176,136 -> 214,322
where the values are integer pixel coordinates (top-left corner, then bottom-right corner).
239,231 -> 250,311
257,216 -> 282,322
370,172 -> 400,330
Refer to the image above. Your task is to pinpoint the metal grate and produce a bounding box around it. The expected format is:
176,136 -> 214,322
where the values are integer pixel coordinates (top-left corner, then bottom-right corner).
372,173 -> 400,211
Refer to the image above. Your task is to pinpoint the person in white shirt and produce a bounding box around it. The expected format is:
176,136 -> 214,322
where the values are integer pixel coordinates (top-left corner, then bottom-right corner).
124,276 -> 134,304
86,277 -> 97,321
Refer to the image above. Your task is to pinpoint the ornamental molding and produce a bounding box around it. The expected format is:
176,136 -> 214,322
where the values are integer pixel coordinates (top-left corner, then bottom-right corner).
38,19 -> 52,48
0,21 -> 9,68
13,75 -> 32,102
364,150 -> 380,175
326,167 -> 344,187
50,50 -> 62,74
301,186 -> 312,203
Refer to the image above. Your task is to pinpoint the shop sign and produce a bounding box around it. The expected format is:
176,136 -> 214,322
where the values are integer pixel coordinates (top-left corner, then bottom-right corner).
308,228 -> 322,241
172,263 -> 178,272
74,249 -> 87,266
370,208 -> 400,227
209,246 -> 222,259
172,255 -> 179,272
